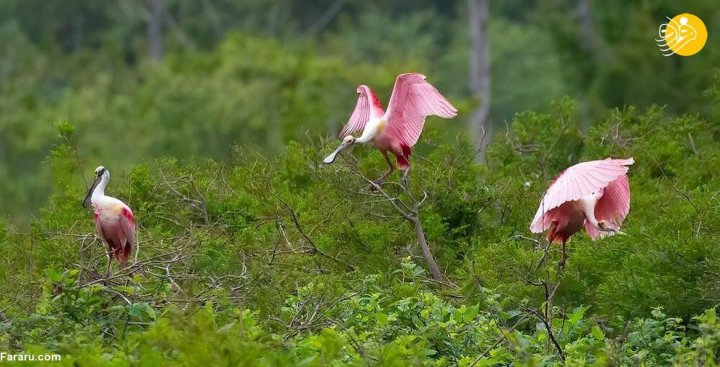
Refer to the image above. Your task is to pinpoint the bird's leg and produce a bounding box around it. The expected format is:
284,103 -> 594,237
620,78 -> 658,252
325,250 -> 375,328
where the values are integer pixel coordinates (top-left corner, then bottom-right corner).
558,241 -> 567,270
105,250 -> 113,282
401,168 -> 410,189
371,152 -> 394,190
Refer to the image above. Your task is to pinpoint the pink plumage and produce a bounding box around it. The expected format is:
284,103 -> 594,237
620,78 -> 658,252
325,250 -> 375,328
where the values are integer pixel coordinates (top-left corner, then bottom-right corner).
325,73 -> 457,185
339,85 -> 384,137
530,158 -> 634,244
384,73 -> 458,148
94,205 -> 136,266
83,166 -> 136,270
584,174 -> 630,240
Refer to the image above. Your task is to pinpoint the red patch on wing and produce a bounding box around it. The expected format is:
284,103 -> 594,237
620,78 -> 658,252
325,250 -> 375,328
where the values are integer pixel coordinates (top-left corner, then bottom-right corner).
370,92 -> 382,110
121,207 -> 135,224
401,144 -> 412,158
395,144 -> 412,170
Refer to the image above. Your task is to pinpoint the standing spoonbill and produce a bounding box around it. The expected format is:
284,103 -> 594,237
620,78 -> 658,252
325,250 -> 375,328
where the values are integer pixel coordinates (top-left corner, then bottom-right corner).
323,73 -> 457,186
83,166 -> 136,274
530,158 -> 634,267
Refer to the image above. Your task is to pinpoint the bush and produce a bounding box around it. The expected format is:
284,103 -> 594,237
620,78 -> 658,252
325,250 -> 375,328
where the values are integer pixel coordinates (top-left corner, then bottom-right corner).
1,96 -> 719,365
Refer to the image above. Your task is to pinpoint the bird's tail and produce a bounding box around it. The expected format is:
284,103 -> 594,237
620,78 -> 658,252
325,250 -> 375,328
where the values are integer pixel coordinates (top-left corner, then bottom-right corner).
114,243 -> 132,268
546,222 -> 565,244
396,156 -> 409,170
396,144 -> 412,170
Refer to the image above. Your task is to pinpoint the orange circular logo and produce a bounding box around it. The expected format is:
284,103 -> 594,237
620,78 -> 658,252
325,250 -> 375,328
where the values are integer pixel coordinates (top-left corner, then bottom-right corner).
657,13 -> 707,56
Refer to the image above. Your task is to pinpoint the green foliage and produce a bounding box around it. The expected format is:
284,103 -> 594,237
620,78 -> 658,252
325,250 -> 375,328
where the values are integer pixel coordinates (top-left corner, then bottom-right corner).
1,94 -> 719,364
2,2 -> 720,364
8,1 -> 719,221
4,259 -> 720,366
467,98 -> 720,322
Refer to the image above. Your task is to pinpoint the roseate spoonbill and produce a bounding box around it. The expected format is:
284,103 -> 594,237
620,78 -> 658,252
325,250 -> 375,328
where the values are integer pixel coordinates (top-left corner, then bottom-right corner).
530,158 -> 634,267
83,166 -> 136,274
323,73 -> 457,186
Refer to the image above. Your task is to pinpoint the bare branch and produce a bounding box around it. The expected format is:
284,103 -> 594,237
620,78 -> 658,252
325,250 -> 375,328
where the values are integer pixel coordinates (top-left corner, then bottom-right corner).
273,193 -> 356,272
527,307 -> 565,361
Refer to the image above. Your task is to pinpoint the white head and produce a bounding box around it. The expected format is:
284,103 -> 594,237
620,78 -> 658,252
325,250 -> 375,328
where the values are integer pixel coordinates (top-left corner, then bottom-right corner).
597,220 -> 615,232
83,166 -> 110,208
597,219 -> 626,235
323,135 -> 356,164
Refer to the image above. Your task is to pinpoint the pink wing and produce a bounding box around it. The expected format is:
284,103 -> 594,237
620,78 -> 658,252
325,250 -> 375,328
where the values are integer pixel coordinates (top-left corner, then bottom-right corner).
384,73 -> 457,148
120,206 -> 136,248
530,158 -> 634,233
338,85 -> 384,137
94,212 -> 105,242
584,174 -> 630,240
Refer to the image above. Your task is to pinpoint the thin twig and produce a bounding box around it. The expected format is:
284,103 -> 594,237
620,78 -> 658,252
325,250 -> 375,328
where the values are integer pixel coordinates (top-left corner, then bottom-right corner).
527,307 -> 565,361
470,315 -> 529,367
273,193 -> 356,272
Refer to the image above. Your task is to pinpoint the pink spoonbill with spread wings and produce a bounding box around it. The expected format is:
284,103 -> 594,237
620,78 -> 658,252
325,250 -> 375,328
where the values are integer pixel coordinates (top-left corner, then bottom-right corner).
530,158 -> 634,267
323,73 -> 457,185
83,166 -> 136,274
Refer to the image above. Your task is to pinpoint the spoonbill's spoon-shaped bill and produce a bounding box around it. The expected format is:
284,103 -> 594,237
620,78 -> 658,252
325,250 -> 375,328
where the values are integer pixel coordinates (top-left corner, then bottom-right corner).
530,157 -> 634,244
323,136 -> 354,164
84,166 -> 136,269
324,73 -> 457,185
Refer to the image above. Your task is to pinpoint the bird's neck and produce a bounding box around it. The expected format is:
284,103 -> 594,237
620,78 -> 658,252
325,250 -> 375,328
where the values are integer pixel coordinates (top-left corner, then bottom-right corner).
356,134 -> 372,144
578,195 -> 600,229
92,175 -> 109,201
357,118 -> 386,144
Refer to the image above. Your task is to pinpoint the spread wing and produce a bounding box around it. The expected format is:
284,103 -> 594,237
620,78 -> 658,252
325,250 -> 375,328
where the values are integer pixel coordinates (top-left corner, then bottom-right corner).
530,158 -> 634,233
338,85 -> 384,137
584,174 -> 631,240
384,73 -> 457,148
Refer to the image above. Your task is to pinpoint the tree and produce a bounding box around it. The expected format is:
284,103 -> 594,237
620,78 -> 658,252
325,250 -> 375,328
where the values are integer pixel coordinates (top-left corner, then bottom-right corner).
468,0 -> 491,159
146,0 -> 164,61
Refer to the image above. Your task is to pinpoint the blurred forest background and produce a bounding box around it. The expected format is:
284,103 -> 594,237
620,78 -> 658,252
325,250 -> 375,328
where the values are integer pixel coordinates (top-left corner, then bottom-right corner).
1,0 -> 719,221
2,1 -> 720,365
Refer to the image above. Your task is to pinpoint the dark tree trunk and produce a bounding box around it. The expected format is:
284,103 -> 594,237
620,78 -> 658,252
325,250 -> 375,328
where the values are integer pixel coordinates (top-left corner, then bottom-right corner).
578,0 -> 597,51
577,0 -> 598,129
146,0 -> 164,62
468,0 -> 491,159
413,216 -> 444,282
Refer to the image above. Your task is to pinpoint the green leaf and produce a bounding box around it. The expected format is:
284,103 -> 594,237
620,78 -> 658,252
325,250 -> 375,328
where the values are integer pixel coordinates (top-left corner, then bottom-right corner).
375,312 -> 388,326
463,305 -> 480,323
128,303 -> 156,321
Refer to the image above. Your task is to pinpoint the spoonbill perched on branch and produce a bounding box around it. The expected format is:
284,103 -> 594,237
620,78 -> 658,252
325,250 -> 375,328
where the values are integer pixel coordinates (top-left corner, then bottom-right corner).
83,166 -> 136,274
323,73 -> 457,186
530,158 -> 634,267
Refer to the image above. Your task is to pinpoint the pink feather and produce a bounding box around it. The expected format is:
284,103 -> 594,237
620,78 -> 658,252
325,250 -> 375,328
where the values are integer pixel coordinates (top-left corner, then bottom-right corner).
530,158 -> 634,235
339,85 -> 384,137
94,204 -> 136,266
331,73 -> 457,172
384,73 -> 458,147
584,174 -> 631,240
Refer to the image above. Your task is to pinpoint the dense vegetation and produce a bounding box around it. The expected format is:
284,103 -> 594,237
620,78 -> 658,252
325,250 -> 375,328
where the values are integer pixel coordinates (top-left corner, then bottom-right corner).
2,0 -> 720,220
2,1 -> 720,365
1,97 -> 719,365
